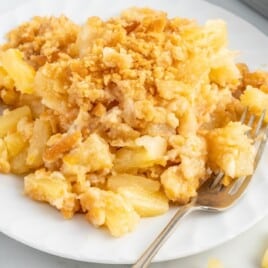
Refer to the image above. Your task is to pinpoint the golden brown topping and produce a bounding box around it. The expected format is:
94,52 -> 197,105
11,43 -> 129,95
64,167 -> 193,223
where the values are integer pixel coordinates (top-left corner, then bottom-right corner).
43,131 -> 82,162
4,16 -> 79,69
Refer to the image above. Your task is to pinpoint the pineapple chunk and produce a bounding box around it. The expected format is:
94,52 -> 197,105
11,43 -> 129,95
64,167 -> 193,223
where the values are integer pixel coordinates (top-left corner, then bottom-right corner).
117,187 -> 169,217
63,133 -> 113,175
222,175 -> 232,186
34,65 -> 68,114
0,88 -> 19,105
180,19 -> 227,53
210,50 -> 241,88
262,248 -> 268,268
115,147 -> 156,171
27,118 -> 52,168
0,49 -> 35,94
161,165 -> 199,204
240,86 -> 268,122
204,20 -> 227,52
107,174 -> 160,193
0,66 -> 18,105
10,147 -> 30,174
207,122 -> 254,178
0,106 -> 31,137
114,136 -> 167,172
16,116 -> 34,140
108,174 -> 168,217
4,132 -> 27,158
0,139 -> 10,173
80,187 -> 139,237
0,65 -> 14,90
24,169 -> 78,218
170,134 -> 207,180
18,94 -> 45,118
135,135 -> 167,158
81,188 -> 106,226
169,135 -> 207,200
105,192 -> 139,236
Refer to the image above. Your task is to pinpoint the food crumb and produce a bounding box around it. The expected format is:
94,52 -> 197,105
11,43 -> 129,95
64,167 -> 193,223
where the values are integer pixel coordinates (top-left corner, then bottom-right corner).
262,248 -> 268,268
208,258 -> 224,268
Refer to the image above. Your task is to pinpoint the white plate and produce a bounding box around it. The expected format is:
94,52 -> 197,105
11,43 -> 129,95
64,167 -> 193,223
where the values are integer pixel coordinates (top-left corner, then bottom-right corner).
0,0 -> 268,264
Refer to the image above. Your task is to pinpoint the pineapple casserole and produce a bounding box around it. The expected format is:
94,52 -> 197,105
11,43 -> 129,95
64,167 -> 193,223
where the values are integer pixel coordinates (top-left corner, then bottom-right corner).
0,7 -> 267,236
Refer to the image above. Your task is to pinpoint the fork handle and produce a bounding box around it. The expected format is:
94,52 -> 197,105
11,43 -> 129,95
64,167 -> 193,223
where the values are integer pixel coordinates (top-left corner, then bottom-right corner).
132,199 -> 196,268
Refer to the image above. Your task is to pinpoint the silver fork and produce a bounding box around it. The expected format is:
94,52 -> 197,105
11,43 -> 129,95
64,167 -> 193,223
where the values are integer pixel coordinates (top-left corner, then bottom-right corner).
132,108 -> 268,268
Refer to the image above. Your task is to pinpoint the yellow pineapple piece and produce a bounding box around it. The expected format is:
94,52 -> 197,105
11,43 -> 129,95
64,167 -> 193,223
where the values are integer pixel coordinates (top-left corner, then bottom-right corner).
0,66 -> 18,105
27,118 -> 52,168
0,106 -> 31,137
114,136 -> 167,172
0,65 -> 14,90
115,147 -> 155,171
207,122 -> 254,178
107,174 -> 160,193
117,187 -> 169,217
18,94 -> 45,118
168,134 -> 207,203
16,116 -> 34,141
0,139 -> 10,173
107,174 -> 168,217
135,135 -> 167,157
204,20 -> 227,51
240,85 -> 268,122
24,169 -> 78,218
105,191 -> 139,237
180,19 -> 227,53
34,64 -> 69,114
161,165 -> 199,204
63,133 -> 113,175
10,147 -> 30,174
4,132 -> 27,158
0,48 -> 35,94
80,187 -> 140,237
210,50 -> 241,88
171,134 -> 207,180
222,175 -> 232,186
0,88 -> 19,105
80,187 -> 106,226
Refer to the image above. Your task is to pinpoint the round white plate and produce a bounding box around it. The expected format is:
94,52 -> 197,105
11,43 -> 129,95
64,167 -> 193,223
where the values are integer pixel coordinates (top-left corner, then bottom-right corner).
0,0 -> 268,264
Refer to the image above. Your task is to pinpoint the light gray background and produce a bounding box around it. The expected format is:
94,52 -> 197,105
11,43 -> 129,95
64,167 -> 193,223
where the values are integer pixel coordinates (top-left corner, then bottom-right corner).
0,1 -> 267,267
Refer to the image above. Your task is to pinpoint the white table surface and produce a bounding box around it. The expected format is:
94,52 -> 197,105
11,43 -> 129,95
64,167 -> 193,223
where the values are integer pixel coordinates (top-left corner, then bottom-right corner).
0,1 -> 268,267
